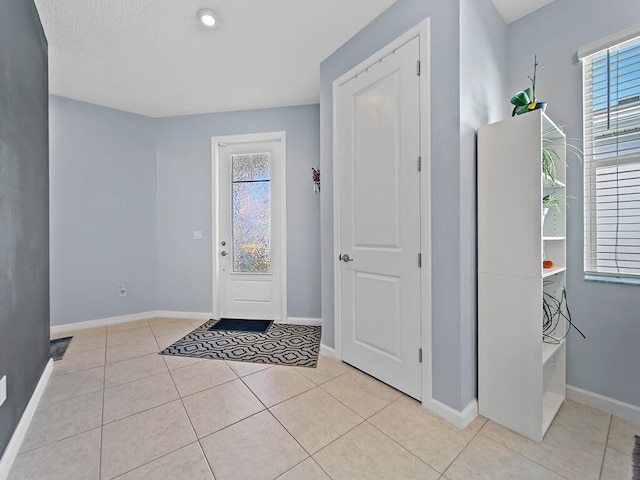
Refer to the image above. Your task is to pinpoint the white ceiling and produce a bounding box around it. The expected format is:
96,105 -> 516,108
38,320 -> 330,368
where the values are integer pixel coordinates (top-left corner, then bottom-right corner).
490,0 -> 555,24
35,0 -> 398,117
35,0 -> 555,118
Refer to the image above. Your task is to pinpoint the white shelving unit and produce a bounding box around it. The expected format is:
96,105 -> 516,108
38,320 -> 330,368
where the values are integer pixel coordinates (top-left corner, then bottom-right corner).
478,110 -> 567,442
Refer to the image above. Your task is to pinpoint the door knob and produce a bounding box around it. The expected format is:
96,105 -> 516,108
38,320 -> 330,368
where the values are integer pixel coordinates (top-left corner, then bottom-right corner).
339,254 -> 353,262
221,251 -> 228,256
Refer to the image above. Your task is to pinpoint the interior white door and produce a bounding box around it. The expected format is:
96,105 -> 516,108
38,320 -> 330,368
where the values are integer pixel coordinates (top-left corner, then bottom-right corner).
336,37 -> 422,399
215,136 -> 284,320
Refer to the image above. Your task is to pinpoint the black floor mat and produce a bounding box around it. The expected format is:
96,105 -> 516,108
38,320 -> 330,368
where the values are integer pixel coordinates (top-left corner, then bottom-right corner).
208,318 -> 273,333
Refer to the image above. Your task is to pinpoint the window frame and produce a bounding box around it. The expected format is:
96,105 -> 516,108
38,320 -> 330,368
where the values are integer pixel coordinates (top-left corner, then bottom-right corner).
582,34 -> 640,281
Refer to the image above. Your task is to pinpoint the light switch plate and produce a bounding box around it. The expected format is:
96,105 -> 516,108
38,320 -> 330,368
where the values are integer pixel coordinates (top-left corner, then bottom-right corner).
0,376 -> 6,407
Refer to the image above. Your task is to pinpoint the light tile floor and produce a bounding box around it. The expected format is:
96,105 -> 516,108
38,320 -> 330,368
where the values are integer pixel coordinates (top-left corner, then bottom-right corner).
11,317 -> 638,479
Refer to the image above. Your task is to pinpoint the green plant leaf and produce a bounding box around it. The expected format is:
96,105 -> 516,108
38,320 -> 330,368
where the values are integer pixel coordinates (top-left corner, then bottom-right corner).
510,90 -> 530,106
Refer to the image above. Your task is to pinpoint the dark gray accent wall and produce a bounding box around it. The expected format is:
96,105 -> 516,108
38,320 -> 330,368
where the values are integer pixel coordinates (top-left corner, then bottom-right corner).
0,0 -> 50,458
508,0 -> 640,409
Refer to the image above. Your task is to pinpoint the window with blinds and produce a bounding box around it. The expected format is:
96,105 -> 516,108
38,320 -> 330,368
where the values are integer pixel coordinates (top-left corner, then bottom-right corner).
583,35 -> 640,279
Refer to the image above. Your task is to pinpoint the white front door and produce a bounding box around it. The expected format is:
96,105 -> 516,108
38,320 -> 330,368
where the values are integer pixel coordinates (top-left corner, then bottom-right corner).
336,36 -> 422,399
213,133 -> 286,321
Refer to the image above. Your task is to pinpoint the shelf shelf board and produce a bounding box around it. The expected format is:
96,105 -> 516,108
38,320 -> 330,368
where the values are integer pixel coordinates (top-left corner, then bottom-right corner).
542,178 -> 566,188
542,339 -> 565,365
543,266 -> 566,278
543,236 -> 566,241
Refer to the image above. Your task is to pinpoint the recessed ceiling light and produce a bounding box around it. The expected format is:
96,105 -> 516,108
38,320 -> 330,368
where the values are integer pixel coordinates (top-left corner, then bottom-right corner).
197,8 -> 216,27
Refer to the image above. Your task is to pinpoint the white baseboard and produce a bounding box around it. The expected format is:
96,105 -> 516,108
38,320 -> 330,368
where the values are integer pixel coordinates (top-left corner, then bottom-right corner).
0,358 -> 53,480
50,311 -> 159,333
567,385 -> 640,423
320,343 -> 337,358
426,397 -> 478,429
50,311 -> 214,333
282,317 -> 322,326
50,312 -> 322,333
153,311 -> 213,321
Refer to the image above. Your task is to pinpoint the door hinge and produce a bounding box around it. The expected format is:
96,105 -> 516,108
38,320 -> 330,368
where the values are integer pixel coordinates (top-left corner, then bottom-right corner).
419,348 -> 423,363
417,60 -> 421,76
417,156 -> 422,172
418,253 -> 422,268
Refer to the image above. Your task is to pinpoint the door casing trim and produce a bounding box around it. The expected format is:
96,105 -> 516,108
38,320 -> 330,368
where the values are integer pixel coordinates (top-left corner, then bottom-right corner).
332,19 -> 432,407
211,131 -> 287,322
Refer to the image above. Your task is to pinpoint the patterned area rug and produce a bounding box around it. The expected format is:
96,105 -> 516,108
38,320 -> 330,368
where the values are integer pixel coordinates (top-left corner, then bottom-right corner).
160,319 -> 321,368
50,336 -> 73,361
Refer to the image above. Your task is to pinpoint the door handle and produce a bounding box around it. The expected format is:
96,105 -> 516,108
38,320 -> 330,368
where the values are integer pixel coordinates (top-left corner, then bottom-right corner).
221,251 -> 228,256
339,254 -> 353,262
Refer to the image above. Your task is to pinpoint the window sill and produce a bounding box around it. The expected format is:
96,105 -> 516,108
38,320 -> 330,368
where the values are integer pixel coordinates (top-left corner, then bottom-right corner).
584,274 -> 640,286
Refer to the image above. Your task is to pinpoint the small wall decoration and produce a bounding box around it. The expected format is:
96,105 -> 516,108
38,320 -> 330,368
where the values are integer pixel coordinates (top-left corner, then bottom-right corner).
510,55 -> 547,116
312,167 -> 320,193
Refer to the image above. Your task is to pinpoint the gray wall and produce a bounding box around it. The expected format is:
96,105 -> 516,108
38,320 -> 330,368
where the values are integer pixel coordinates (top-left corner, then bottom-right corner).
320,0 -> 459,410
460,0 -> 509,406
48,100 -> 321,325
508,0 -> 640,408
320,0 -> 507,410
49,95 -> 157,326
155,105 -> 321,318
0,0 -> 50,457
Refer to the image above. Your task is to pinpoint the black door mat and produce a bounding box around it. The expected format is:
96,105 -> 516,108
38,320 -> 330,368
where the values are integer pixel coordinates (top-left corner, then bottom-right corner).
208,318 -> 273,333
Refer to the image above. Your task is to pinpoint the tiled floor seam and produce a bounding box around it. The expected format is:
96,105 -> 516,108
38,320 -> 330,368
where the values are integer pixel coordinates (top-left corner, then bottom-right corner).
15,423 -> 102,457
440,418 -> 487,477
107,440 -> 203,480
477,429 -> 577,480
316,380 -> 396,420
598,414 -> 613,480
50,362 -> 107,379
98,344 -> 107,480
152,333 -> 216,479
36,383 -> 104,409
105,365 -> 170,386
365,419 -> 442,475
266,390 -> 365,457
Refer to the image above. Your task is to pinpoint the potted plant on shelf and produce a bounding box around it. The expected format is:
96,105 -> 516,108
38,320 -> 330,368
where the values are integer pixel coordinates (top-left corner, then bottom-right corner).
511,56 -> 547,116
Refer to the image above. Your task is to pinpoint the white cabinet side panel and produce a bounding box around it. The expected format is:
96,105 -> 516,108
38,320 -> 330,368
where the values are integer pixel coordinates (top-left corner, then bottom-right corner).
479,272 -> 543,440
478,112 -> 543,278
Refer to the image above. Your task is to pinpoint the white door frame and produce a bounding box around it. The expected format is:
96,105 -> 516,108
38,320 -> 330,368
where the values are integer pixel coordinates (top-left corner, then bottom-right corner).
332,20 -> 432,407
211,131 -> 287,321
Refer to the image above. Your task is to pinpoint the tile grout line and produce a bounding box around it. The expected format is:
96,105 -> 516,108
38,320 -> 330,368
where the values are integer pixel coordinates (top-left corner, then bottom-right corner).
98,322 -> 110,480
109,440 -> 203,480
477,427 -> 573,480
235,368 -> 316,474
153,325 -> 217,480
598,414 -> 613,480
440,417 -> 488,477
364,418 -> 442,476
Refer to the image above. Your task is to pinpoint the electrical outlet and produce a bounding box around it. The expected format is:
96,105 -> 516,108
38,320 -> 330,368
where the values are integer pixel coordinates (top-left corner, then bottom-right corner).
119,285 -> 127,297
0,376 -> 6,407
193,230 -> 202,240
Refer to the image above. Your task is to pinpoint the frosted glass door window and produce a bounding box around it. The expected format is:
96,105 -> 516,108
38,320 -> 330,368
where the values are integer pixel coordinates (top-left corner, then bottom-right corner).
231,153 -> 271,272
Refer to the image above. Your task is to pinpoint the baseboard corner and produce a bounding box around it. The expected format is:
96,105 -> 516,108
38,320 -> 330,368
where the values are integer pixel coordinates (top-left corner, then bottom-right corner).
0,358 -> 53,480
425,397 -> 478,429
320,343 -> 337,358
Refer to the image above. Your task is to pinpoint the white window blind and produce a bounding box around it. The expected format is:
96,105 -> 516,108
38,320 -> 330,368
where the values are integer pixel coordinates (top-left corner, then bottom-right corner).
583,35 -> 640,279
